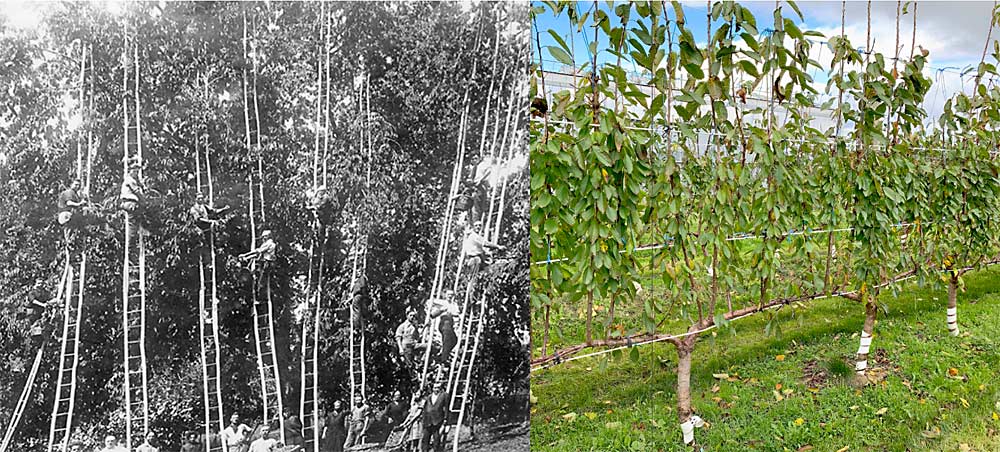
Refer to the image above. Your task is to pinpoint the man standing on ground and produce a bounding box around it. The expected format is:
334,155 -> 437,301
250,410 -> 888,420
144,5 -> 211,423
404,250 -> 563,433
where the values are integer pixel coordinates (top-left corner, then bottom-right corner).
322,400 -> 348,452
97,435 -> 127,452
221,414 -> 252,451
420,382 -> 449,452
136,432 -> 159,452
179,432 -> 200,452
283,406 -> 304,447
378,390 -> 408,441
248,425 -> 278,452
344,399 -> 370,449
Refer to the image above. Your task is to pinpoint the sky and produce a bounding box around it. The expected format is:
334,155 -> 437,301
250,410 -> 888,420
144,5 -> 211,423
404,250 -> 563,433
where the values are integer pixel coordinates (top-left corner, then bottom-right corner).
532,1 -> 999,127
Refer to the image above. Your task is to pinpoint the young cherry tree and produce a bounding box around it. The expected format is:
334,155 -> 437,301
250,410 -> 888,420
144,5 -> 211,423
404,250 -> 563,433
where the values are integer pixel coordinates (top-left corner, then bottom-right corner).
646,1 -> 821,445
832,3 -> 932,378
928,32 -> 1000,337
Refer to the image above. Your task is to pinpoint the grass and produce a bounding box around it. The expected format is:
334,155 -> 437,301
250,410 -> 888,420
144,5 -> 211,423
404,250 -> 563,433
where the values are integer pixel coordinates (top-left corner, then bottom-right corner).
530,267 -> 1000,451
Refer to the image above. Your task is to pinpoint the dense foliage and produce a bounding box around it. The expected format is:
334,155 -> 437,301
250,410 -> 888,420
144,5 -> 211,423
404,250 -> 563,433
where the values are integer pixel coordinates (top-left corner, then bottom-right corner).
531,0 -> 1000,446
0,2 -> 528,450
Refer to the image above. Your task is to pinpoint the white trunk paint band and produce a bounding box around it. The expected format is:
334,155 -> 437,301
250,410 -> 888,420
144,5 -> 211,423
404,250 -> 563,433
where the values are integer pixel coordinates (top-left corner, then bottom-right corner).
947,307 -> 957,324
681,420 -> 694,444
681,415 -> 705,444
857,333 -> 872,355
856,360 -> 867,372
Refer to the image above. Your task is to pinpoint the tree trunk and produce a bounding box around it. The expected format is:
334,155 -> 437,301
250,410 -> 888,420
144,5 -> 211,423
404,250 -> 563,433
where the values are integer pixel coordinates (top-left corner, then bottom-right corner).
542,305 -> 550,356
856,299 -> 877,377
676,344 -> 693,442
585,290 -> 593,345
606,291 -> 617,339
947,274 -> 959,336
674,338 -> 701,447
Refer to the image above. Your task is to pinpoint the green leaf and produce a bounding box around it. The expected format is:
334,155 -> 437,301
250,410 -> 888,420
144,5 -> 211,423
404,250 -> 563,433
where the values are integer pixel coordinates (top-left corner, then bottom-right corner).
786,0 -> 804,20
547,46 -> 575,66
547,30 -> 573,57
683,63 -> 704,79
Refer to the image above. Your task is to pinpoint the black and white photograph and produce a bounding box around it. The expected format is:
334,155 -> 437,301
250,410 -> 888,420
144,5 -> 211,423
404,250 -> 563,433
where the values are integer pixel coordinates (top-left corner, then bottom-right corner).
0,2 -> 529,452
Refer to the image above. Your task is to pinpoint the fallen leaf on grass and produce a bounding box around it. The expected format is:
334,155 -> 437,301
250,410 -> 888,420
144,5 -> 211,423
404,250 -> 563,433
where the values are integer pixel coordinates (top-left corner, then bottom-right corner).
797,446 -> 813,452
775,383 -> 783,390
959,443 -> 973,452
948,368 -> 959,376
875,407 -> 888,416
992,412 -> 998,421
921,426 -> 941,438
835,447 -> 849,452
713,373 -> 730,379
793,418 -> 805,426
562,412 -> 577,422
776,354 -> 785,361
711,384 -> 720,393
961,398 -> 970,408
773,390 -> 784,402
605,421 -> 621,429
583,412 -> 597,420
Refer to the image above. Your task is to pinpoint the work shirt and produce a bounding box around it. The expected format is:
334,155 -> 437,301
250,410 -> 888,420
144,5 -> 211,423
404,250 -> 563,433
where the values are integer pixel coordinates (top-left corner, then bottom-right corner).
57,188 -> 82,212
473,159 -> 492,185
189,203 -> 210,222
120,174 -> 143,202
429,298 -> 459,319
462,230 -> 497,258
349,405 -> 368,425
221,424 -> 250,446
254,238 -> 276,261
135,442 -> 158,452
395,320 -> 419,347
248,437 -> 277,452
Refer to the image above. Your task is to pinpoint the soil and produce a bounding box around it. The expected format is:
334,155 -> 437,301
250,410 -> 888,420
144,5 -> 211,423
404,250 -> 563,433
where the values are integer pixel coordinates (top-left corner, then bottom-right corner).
801,359 -> 829,388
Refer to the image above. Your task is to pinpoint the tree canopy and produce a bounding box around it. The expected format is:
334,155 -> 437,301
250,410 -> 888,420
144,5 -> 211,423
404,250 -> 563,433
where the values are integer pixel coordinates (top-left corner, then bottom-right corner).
0,2 -> 528,450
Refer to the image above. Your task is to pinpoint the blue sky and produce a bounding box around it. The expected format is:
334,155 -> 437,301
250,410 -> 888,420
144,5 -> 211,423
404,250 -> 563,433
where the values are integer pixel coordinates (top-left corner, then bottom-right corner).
531,1 -> 999,124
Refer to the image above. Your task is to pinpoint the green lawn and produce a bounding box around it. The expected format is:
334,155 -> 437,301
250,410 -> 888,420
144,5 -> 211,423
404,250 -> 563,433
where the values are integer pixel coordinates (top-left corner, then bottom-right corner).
530,268 -> 1000,451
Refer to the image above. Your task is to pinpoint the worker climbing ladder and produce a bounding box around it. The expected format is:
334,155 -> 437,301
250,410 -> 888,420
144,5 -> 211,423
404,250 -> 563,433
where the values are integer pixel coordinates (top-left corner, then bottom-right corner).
1,265 -> 70,452
347,71 -> 374,413
243,10 -> 285,443
415,21 -> 499,389
445,34 -> 522,452
300,6 -> 332,450
121,20 -> 150,450
347,237 -> 369,409
46,38 -> 95,452
194,106 -> 225,452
